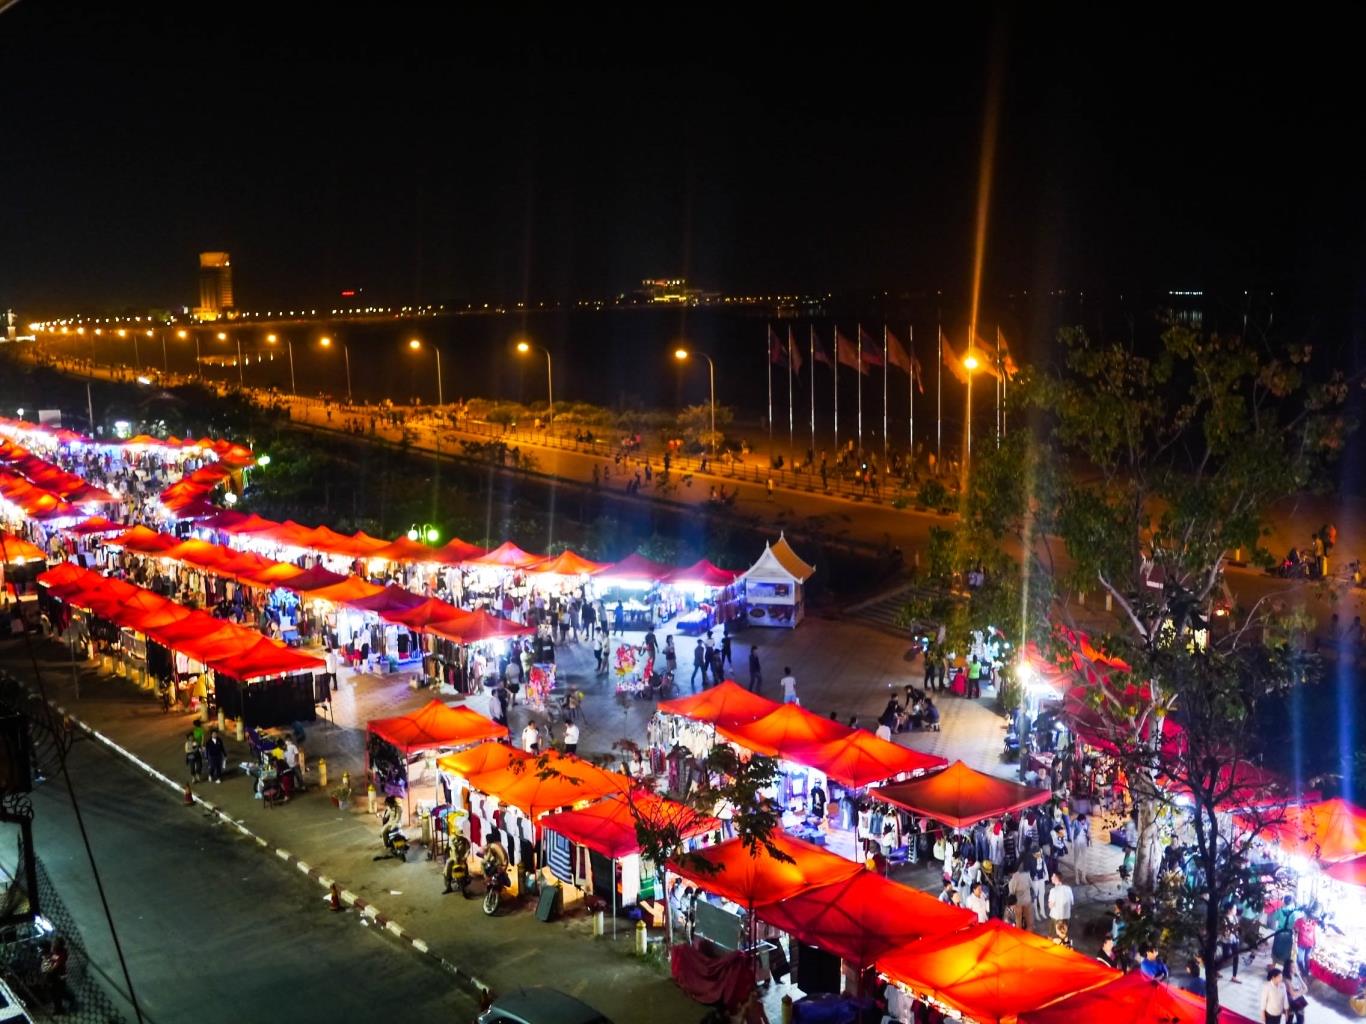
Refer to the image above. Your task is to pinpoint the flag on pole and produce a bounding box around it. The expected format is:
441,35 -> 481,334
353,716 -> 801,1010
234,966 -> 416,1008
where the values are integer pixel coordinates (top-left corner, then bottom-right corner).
768,325 -> 788,366
969,334 -> 1002,380
911,352 -> 925,393
996,329 -> 1020,378
885,329 -> 913,374
812,329 -> 832,367
788,331 -> 803,374
941,336 -> 971,384
857,325 -> 884,368
835,329 -> 861,372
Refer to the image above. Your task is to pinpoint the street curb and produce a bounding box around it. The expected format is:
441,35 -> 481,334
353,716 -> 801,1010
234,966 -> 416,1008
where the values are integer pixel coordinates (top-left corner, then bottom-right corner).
41,695 -> 493,1001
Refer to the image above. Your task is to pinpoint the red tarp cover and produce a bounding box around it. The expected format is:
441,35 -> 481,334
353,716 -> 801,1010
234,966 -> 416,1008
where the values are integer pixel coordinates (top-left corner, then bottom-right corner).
1236,797 -> 1366,865
668,832 -> 862,907
875,920 -> 1119,1024
716,703 -> 854,758
600,551 -> 675,582
786,732 -> 947,789
1017,970 -> 1258,1024
528,550 -> 609,576
467,751 -> 631,819
670,944 -> 754,1012
870,760 -> 1052,829
538,792 -> 719,860
663,559 -> 738,588
437,741 -> 529,779
658,680 -> 782,729
465,540 -> 545,569
368,700 -> 506,754
755,871 -> 974,969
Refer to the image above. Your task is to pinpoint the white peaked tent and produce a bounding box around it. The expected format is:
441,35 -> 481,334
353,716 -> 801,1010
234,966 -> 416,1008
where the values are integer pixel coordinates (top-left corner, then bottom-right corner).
739,533 -> 814,629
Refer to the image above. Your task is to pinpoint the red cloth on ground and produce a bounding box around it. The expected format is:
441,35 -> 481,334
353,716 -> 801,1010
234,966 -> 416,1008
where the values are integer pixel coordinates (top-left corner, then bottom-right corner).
670,943 -> 754,1010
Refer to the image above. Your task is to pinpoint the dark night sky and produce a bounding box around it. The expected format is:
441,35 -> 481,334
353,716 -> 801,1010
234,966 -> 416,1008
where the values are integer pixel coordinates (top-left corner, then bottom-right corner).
1,5 -> 1363,319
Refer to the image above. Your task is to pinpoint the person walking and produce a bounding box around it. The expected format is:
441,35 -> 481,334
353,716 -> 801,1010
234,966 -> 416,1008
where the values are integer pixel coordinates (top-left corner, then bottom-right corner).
563,721 -> 579,755
1286,961 -> 1308,1024
184,731 -> 204,783
780,667 -> 798,705
708,646 -> 724,685
966,882 -> 990,923
1261,966 -> 1288,1024
1028,848 -> 1048,921
721,632 -> 733,669
1071,814 -> 1091,885
966,656 -> 982,699
1046,871 -> 1073,930
204,728 -> 226,784
748,645 -> 762,693
691,640 -> 707,689
522,721 -> 542,754
664,635 -> 678,679
1007,862 -> 1035,932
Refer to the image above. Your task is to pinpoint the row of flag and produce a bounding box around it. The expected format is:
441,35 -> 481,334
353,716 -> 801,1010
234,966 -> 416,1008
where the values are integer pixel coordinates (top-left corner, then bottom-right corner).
767,323 -> 1018,385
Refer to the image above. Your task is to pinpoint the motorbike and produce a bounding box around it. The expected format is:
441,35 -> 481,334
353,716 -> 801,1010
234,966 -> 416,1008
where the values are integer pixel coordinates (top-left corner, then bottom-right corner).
1002,720 -> 1020,760
482,856 -> 512,915
375,827 -> 410,863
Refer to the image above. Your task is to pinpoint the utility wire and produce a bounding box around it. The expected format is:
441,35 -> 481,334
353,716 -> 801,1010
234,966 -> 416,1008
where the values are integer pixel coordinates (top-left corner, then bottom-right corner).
0,533 -> 146,1024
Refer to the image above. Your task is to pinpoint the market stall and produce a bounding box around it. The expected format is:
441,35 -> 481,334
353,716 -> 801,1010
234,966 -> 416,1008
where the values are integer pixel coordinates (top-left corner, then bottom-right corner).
1016,970 -> 1257,1024
367,699 -> 508,808
738,533 -> 813,629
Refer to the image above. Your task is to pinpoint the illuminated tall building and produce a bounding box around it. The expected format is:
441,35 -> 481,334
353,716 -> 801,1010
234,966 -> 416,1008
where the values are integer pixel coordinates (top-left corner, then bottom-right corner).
194,251 -> 235,321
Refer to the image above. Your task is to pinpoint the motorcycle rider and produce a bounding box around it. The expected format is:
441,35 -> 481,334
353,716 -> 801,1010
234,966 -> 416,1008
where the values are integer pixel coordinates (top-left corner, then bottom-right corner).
378,795 -> 404,853
443,835 -> 472,896
482,835 -> 511,894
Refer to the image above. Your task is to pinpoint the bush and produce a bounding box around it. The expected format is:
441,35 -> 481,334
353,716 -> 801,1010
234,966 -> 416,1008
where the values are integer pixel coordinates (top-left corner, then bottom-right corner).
917,478 -> 950,509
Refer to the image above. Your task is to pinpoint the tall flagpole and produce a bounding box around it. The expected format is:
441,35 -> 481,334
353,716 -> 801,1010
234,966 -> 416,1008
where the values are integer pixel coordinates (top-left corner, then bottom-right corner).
787,325 -> 795,453
882,324 -> 889,468
1000,325 -> 1008,440
766,323 -> 774,459
856,322 -> 863,455
833,325 -> 839,457
809,324 -> 816,460
936,320 -> 943,467
908,325 -> 914,454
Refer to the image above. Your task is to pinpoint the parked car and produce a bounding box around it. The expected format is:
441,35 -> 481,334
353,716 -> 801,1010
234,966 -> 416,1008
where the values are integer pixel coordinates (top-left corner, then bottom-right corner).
477,987 -> 613,1024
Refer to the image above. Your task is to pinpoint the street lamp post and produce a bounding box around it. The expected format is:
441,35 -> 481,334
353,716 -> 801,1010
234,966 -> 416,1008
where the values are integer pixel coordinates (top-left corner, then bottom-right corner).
515,340 -> 553,423
321,336 -> 351,403
177,329 -> 200,378
963,349 -> 979,471
117,328 -> 140,370
408,338 -> 443,406
674,348 -> 716,456
152,329 -> 167,374
268,334 -> 295,395
218,331 -> 243,387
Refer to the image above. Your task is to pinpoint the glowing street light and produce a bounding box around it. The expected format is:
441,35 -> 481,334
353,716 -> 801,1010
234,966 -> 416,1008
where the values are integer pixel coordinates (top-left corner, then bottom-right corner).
217,331 -> 243,386
407,338 -> 444,407
407,523 -> 441,544
176,329 -> 202,378
674,347 -> 716,455
320,335 -> 351,403
515,339 -> 554,423
963,348 -> 979,467
267,333 -> 295,395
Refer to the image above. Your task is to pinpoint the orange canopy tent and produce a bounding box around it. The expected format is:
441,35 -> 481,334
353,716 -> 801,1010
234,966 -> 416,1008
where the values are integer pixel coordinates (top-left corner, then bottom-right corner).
875,920 -> 1118,1024
64,515 -> 126,535
870,760 -> 1052,829
1235,797 -> 1366,865
383,596 -> 470,629
787,732 -> 947,789
469,751 -> 630,819
1325,853 -> 1366,886
1016,970 -> 1257,1024
207,637 -> 325,680
339,530 -> 392,557
111,525 -> 178,553
217,513 -> 281,536
344,584 -> 428,614
658,680 -> 782,729
427,609 -> 535,644
755,871 -> 974,969
300,575 -> 386,605
0,532 -> 46,562
538,791 -> 720,860
716,703 -> 853,758
368,700 -> 507,754
368,536 -> 444,564
277,564 -> 348,591
242,561 -> 308,586
528,550 -> 610,576
431,538 -> 487,565
465,540 -> 545,569
437,740 -> 529,779
668,831 -> 862,907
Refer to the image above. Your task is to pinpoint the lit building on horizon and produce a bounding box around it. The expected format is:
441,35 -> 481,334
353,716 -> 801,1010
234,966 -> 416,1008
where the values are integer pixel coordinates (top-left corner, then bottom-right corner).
194,251 -> 235,321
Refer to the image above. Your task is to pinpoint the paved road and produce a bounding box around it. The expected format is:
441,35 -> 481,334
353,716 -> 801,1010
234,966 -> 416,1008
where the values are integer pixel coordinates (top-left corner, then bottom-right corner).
28,736 -> 476,1024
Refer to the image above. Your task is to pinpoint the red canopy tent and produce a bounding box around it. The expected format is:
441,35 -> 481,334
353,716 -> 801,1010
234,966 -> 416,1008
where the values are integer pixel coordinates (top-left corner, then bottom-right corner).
368,536 -> 444,564
870,761 -> 1052,829
242,561 -> 308,587
716,703 -> 854,758
259,520 -> 324,549
437,740 -> 529,779
755,871 -> 974,969
1016,970 -> 1257,1024
34,560 -> 84,590
277,564 -> 348,592
344,584 -> 428,614
1325,853 -> 1366,886
207,637 -> 325,680
875,920 -> 1118,1024
340,530 -> 392,557
669,832 -> 862,907
465,540 -> 545,569
1235,797 -> 1366,865
382,596 -> 470,630
528,550 -> 610,576
786,732 -> 947,789
300,575 -> 386,605
468,751 -> 630,819
658,680 -> 782,729
538,791 -> 719,860
663,559 -> 738,588
111,525 -> 178,553
368,700 -> 506,753
217,513 -> 281,536
427,609 -> 535,644
599,551 -> 675,583
0,532 -> 46,562
431,538 -> 487,565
